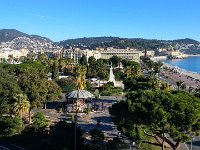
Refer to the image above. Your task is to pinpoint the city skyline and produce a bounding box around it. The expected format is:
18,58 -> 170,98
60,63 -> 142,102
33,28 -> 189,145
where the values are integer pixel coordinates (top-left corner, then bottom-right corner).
0,0 -> 200,42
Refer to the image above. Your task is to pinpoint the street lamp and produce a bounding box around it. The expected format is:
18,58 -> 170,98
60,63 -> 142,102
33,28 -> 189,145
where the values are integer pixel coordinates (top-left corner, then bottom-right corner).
191,135 -> 194,150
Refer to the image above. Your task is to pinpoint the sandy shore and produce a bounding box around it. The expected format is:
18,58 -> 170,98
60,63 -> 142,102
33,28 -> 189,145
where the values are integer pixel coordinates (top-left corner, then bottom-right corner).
162,63 -> 200,89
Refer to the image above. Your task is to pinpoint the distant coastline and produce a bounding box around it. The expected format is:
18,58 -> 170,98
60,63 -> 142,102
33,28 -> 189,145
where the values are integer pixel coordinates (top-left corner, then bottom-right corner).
187,54 -> 200,56
161,55 -> 200,74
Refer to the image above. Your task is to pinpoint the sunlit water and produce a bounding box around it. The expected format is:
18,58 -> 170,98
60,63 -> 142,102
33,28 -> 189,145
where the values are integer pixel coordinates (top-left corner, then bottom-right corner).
161,56 -> 200,73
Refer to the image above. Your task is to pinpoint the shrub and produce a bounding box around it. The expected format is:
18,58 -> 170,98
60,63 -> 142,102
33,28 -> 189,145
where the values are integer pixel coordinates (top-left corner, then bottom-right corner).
90,128 -> 104,142
32,112 -> 49,131
0,116 -> 24,137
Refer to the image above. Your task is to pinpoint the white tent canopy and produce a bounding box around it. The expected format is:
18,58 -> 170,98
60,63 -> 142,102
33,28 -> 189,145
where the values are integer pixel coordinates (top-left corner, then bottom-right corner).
66,90 -> 94,99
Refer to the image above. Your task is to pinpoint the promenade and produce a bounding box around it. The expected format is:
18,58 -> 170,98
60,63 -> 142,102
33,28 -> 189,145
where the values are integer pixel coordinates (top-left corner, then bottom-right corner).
161,69 -> 200,89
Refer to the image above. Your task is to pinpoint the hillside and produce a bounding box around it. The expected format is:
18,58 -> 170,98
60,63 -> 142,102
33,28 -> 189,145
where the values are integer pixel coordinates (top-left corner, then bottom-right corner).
168,38 -> 199,44
0,29 -> 55,51
57,37 -> 199,50
0,29 -> 52,43
0,29 -> 199,52
0,29 -> 28,42
57,37 -> 168,50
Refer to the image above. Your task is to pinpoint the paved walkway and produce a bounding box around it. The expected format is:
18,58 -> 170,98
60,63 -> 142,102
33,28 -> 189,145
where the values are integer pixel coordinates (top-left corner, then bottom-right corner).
77,96 -> 121,141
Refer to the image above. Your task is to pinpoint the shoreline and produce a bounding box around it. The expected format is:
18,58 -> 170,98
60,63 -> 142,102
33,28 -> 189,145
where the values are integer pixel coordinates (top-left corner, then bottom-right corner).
152,56 -> 200,84
162,62 -> 200,79
162,63 -> 200,89
186,54 -> 200,57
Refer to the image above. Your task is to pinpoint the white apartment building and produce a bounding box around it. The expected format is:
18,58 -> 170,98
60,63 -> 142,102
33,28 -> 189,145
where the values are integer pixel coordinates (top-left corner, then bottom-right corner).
63,48 -> 101,63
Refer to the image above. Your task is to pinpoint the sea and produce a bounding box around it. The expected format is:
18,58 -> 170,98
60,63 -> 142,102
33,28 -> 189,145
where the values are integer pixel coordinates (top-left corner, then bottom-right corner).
161,56 -> 200,73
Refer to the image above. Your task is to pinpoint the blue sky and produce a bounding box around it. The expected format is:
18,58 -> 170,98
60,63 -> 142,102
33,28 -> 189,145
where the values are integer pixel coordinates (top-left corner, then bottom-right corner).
0,0 -> 200,41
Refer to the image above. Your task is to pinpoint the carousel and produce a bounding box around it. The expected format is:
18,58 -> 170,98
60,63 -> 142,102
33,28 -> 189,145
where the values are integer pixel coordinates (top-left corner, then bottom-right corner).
66,90 -> 94,112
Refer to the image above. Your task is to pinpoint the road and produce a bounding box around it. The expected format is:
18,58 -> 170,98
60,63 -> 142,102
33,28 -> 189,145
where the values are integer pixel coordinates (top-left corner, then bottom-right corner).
0,142 -> 25,150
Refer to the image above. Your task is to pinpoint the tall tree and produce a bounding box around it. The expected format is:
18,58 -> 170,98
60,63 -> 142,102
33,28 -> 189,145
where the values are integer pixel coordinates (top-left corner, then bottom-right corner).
176,80 -> 184,90
110,90 -> 200,150
18,68 -> 60,123
13,94 -> 30,119
51,60 -> 59,80
96,59 -> 108,80
0,116 -> 24,137
87,56 -> 97,78
110,55 -> 122,67
48,121 -> 84,150
153,61 -> 163,74
79,54 -> 87,66
37,53 -> 48,65
0,69 -> 22,114
58,59 -> 66,73
76,65 -> 87,90
32,112 -> 49,131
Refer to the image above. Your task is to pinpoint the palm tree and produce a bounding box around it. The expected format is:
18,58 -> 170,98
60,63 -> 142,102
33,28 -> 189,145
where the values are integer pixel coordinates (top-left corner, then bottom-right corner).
176,80 -> 184,90
153,61 -> 163,74
7,54 -> 14,64
151,77 -> 161,90
188,86 -> 194,93
13,94 -> 30,119
134,65 -> 141,77
161,82 -> 172,91
124,66 -> 132,78
76,65 -> 87,90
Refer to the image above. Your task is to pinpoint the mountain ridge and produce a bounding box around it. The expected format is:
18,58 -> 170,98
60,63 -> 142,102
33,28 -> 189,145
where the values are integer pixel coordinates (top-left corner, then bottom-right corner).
0,29 -> 52,43
0,29 -> 199,51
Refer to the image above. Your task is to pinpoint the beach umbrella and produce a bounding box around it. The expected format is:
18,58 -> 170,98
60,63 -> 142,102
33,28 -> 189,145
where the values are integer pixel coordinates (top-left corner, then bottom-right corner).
66,90 -> 94,99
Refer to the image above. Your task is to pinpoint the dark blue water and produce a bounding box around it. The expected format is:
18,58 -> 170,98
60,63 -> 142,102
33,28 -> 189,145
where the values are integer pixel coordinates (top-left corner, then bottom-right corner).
162,56 -> 200,73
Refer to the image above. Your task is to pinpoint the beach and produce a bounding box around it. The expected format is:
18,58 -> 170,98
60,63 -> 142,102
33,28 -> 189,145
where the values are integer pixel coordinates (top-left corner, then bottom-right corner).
161,63 -> 200,89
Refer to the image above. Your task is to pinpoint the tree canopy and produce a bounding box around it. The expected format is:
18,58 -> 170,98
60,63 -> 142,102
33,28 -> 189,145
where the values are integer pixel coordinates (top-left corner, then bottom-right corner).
110,90 -> 200,150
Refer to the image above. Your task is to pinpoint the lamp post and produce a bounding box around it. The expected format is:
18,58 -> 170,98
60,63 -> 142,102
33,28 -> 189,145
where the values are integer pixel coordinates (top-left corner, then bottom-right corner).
190,135 -> 194,150
74,89 -> 79,150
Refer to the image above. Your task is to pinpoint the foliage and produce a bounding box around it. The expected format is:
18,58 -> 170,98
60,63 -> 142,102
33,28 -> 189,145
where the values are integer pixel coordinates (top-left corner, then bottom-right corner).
46,80 -> 62,101
96,59 -> 108,80
114,68 -> 124,80
86,80 -> 93,91
0,69 -> 22,114
123,76 -> 151,91
110,90 -> 200,149
90,128 -> 104,142
58,37 -> 169,50
76,65 -> 87,90
106,137 -> 126,150
48,121 -> 84,150
109,55 -> 122,67
100,82 -> 123,96
122,60 -> 141,78
0,116 -> 24,137
32,112 -> 49,131
51,61 -> 59,80
13,94 -> 30,118
56,78 -> 76,93
79,54 -> 87,66
18,67 -> 61,107
176,80 -> 184,90
37,53 -> 48,66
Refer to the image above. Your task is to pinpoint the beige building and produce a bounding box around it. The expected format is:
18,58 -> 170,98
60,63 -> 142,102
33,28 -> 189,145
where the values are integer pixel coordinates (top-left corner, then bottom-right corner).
0,48 -> 29,60
100,49 -> 140,62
